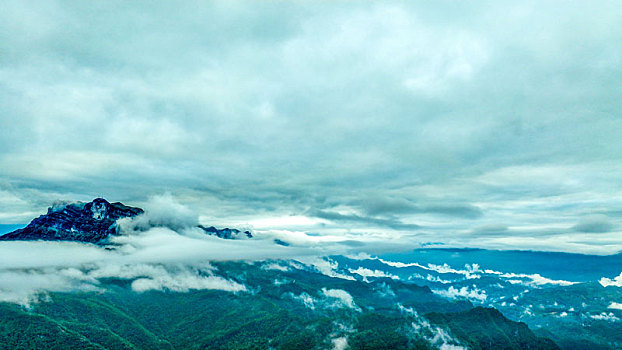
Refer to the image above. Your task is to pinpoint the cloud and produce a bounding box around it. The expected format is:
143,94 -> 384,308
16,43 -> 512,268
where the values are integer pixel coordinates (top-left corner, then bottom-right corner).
398,304 -> 465,349
470,224 -> 509,236
376,258 -> 482,279
432,285 -> 487,302
261,262 -> 291,272
410,274 -> 454,284
498,273 -> 577,287
0,254 -> 250,306
287,288 -> 360,312
0,268 -> 97,306
600,273 -> 622,287
0,241 -> 111,269
120,193 -> 198,232
1,197 -> 435,305
360,197 -> 418,216
423,205 -> 482,219
288,292 -> 319,310
359,197 -> 482,219
331,336 -> 348,350
572,215 -> 614,233
295,257 -> 356,281
312,209 -> 421,230
321,288 -> 360,311
439,345 -> 466,350
361,255 -> 581,288
130,271 -> 246,293
589,312 -> 620,322
608,302 -> 622,310
348,267 -> 399,281
377,259 -> 429,269
1,1 -> 622,253
0,198 -> 357,305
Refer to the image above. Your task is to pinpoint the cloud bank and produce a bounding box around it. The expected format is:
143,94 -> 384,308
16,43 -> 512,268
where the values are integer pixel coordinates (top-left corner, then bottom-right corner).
0,196 -> 351,305
0,1 -> 621,254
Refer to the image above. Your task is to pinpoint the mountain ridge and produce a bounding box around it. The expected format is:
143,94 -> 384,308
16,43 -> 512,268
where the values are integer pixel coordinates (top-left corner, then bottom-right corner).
0,198 -> 142,244
0,198 -> 252,244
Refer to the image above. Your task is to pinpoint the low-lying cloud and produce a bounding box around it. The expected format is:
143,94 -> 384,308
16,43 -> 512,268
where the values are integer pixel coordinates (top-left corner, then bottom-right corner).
433,285 -> 487,302
589,312 -> 620,322
348,266 -> 399,281
122,193 -> 199,232
0,196 -> 348,305
287,288 -> 360,312
600,273 -> 622,287
321,288 -> 360,311
0,195 -> 429,306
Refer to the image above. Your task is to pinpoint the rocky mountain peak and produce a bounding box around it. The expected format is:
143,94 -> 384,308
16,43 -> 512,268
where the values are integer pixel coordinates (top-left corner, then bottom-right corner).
0,198 -> 143,244
0,198 -> 252,244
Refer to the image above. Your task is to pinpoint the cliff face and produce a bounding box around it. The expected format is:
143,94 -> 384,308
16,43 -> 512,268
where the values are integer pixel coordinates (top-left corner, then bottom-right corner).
0,198 -> 143,244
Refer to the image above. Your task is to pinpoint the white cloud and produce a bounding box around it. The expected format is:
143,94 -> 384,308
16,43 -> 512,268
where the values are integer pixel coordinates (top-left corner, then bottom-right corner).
288,292 -> 318,310
348,267 -> 398,281
87,262 -> 245,293
379,257 -> 577,287
119,193 -> 199,232
499,273 -> 577,287
1,1 -> 622,254
273,278 -> 290,286
248,216 -> 320,229
409,274 -> 454,284
377,258 -> 481,279
378,258 -> 428,269
426,263 -> 482,279
296,257 -> 355,281
322,288 -> 359,311
131,273 -> 245,293
0,199 -> 357,305
261,262 -> 291,272
289,288 -> 360,312
398,304 -> 465,350
433,286 -> 487,302
0,204 -> 415,305
331,336 -> 348,350
0,241 -> 111,269
0,268 -> 97,306
600,273 -> 622,287
590,312 -> 620,322
0,260 -> 247,306
439,345 -> 466,350
609,302 -> 622,310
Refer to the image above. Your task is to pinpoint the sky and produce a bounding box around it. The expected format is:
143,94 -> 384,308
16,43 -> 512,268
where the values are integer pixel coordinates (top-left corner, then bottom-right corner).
1,1 -> 621,254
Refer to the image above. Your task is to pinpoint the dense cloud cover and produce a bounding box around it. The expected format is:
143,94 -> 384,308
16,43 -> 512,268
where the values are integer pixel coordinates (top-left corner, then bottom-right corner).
1,1 -> 621,253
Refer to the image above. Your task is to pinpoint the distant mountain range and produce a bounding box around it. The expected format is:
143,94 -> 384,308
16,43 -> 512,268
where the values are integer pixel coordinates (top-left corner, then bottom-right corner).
0,198 -> 251,244
2,198 -> 621,349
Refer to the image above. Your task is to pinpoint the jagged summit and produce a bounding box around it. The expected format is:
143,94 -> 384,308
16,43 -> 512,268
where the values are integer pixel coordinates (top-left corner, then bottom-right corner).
198,225 -> 252,239
0,198 -> 252,244
0,198 -> 143,244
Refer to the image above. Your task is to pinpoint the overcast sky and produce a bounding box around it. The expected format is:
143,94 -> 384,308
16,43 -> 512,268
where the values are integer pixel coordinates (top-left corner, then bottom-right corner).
1,1 -> 621,253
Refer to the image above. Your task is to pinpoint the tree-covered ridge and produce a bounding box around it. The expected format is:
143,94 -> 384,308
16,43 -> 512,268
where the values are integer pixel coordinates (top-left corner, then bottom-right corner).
426,307 -> 559,350
0,261 -> 559,350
